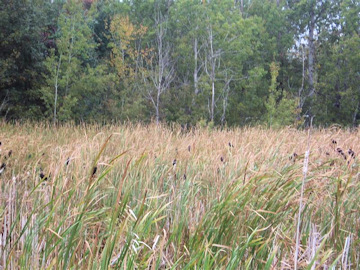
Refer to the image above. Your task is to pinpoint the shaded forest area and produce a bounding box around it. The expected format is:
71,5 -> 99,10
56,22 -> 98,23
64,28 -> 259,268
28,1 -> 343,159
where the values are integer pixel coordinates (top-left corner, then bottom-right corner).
0,0 -> 359,127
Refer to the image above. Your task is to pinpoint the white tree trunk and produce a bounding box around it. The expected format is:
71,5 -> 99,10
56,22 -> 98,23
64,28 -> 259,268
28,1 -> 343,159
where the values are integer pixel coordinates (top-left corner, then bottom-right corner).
54,54 -> 62,124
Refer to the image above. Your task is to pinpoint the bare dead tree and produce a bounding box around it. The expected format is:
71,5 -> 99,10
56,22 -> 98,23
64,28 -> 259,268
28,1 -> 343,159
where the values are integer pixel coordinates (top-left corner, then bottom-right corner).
298,43 -> 306,111
220,73 -> 232,126
0,92 -> 9,117
204,23 -> 222,122
145,8 -> 175,124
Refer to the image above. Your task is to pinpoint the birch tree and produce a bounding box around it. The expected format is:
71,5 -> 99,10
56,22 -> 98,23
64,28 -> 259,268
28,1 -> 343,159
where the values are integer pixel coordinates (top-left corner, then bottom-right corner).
144,6 -> 175,124
41,0 -> 94,123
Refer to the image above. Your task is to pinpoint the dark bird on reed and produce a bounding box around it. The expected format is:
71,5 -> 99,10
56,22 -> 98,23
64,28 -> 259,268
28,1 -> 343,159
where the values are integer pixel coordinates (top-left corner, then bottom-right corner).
172,159 -> 177,166
228,142 -> 234,148
65,157 -> 70,166
220,156 -> 224,162
8,150 -> 12,158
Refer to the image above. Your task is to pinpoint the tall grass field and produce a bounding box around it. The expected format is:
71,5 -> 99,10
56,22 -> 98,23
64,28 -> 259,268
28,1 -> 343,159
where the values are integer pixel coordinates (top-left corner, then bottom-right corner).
0,122 -> 359,269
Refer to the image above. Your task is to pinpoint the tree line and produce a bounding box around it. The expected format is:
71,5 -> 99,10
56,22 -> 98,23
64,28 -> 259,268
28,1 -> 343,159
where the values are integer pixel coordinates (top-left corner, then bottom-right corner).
0,0 -> 359,127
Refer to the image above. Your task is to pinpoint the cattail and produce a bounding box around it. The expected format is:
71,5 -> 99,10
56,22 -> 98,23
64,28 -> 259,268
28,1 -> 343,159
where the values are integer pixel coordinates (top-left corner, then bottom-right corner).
65,157 -> 70,166
92,166 -> 97,176
8,150 -> 12,157
0,163 -> 6,174
290,153 -> 298,161
172,159 -> 177,166
332,139 -> 337,145
336,148 -> 347,160
40,172 -> 48,181
183,174 -> 187,180
220,156 -> 224,162
188,145 -> 191,152
228,142 -> 234,148
348,149 -> 355,159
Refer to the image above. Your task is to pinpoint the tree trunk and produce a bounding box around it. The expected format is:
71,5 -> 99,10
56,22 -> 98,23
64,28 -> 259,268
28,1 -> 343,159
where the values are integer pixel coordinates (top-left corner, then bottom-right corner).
308,8 -> 316,99
156,91 -> 160,124
298,44 -> 305,113
221,77 -> 231,125
353,102 -> 359,127
54,54 -> 62,124
193,37 -> 199,95
207,25 -> 216,122
211,77 -> 215,122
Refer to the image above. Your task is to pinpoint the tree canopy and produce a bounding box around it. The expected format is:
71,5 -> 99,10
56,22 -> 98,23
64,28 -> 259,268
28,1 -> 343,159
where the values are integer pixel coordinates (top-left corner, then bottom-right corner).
1,0 -> 359,127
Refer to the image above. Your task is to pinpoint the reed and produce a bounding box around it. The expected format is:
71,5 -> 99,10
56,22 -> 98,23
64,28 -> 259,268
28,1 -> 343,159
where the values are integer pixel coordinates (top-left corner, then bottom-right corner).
0,122 -> 359,269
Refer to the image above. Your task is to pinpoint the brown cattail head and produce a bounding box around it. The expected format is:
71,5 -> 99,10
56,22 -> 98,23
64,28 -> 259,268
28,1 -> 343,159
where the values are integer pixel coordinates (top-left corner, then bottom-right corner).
348,149 -> 355,159
290,153 -> 298,162
336,148 -> 347,160
92,166 -> 97,176
0,163 -> 6,174
40,171 -> 48,181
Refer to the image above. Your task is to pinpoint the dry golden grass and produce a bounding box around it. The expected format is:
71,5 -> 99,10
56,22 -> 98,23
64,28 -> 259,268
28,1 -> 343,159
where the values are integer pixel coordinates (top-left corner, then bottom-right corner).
0,122 -> 359,269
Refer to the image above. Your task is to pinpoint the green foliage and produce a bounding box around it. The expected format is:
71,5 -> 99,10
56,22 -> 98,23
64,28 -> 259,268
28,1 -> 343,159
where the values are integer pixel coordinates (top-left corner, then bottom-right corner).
41,0 -> 96,122
265,62 -> 298,127
0,0 -> 54,119
0,0 -> 359,127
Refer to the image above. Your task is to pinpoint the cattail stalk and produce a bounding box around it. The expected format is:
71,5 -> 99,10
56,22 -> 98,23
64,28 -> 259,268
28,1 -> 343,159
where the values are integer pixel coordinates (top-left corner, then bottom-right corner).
294,117 -> 313,269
